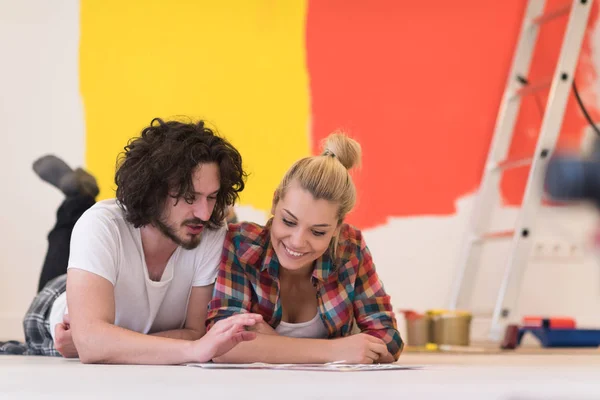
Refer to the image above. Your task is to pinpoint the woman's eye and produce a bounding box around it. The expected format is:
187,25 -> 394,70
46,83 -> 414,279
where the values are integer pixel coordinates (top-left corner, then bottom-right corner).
208,196 -> 217,201
312,231 -> 326,237
282,218 -> 296,227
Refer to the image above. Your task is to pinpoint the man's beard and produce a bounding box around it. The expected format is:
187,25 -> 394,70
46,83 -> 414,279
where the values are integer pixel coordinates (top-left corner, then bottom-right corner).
154,216 -> 205,250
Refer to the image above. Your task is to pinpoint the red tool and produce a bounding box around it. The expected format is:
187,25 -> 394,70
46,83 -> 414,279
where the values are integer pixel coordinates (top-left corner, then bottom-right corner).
522,316 -> 576,329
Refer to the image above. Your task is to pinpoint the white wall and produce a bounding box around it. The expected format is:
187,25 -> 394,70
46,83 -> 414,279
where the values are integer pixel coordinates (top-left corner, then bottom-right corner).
1,0 -> 600,345
0,0 -> 83,340
364,197 -> 600,340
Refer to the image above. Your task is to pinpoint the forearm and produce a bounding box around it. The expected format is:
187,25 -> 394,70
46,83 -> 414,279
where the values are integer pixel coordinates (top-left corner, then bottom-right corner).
213,334 -> 334,364
73,321 -> 198,365
151,328 -> 202,341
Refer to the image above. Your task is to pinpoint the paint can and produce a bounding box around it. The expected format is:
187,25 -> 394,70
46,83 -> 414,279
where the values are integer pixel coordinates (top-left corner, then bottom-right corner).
401,310 -> 431,346
427,309 -> 472,346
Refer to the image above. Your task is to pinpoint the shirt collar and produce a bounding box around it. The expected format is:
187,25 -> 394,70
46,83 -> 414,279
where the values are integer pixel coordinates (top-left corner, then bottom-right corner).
257,219 -> 280,277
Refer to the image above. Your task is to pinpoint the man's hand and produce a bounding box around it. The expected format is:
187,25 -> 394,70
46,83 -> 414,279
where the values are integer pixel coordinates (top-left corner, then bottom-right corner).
247,320 -> 278,336
328,333 -> 389,364
192,313 -> 263,362
54,314 -> 79,358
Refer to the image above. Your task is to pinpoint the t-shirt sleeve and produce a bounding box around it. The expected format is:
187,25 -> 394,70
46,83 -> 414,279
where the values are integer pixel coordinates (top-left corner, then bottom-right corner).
67,209 -> 119,285
192,224 -> 227,287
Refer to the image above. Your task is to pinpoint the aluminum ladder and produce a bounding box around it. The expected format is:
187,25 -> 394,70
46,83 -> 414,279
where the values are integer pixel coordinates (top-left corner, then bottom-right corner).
449,0 -> 594,341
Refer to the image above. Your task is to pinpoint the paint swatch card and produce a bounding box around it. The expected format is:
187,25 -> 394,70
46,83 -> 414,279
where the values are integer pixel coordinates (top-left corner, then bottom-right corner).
187,362 -> 420,372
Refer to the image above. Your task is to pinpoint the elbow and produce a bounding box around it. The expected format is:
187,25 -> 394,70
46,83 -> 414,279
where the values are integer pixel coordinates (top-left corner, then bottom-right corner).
79,356 -> 99,365
75,338 -> 108,364
388,340 -> 404,362
396,342 -> 404,359
72,330 -> 107,364
77,348 -> 105,364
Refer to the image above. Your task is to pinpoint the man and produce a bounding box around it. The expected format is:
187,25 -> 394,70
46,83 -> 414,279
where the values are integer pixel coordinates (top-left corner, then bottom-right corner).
23,118 -> 261,364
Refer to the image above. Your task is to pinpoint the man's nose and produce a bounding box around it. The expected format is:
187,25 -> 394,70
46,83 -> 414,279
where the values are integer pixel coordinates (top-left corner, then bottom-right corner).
192,197 -> 212,222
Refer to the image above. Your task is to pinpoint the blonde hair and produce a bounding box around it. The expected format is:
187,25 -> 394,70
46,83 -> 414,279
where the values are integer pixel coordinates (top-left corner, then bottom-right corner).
274,131 -> 362,224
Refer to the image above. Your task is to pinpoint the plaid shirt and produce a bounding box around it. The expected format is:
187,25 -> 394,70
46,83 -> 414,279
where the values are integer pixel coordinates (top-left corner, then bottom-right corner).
206,219 -> 403,360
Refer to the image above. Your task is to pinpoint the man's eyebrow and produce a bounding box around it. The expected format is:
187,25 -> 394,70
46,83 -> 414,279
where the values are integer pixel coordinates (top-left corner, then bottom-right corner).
283,209 -> 331,228
193,189 -> 220,196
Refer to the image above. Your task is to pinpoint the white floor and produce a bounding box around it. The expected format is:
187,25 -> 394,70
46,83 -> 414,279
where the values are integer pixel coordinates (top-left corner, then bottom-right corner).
1,353 -> 600,399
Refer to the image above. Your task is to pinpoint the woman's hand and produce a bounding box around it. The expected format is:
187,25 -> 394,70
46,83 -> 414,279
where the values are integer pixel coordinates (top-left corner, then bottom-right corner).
328,333 -> 390,364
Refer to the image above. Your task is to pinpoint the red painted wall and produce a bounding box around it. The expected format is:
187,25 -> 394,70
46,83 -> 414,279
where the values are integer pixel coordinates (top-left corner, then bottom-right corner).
306,0 -> 599,228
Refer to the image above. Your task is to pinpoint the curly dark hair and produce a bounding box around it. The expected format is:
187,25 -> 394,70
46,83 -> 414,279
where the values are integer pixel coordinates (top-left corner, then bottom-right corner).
115,118 -> 246,230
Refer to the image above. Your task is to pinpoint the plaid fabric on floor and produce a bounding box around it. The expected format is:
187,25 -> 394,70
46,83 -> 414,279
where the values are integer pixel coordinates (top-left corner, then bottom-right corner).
0,341 -> 28,355
0,275 -> 66,356
20,274 -> 67,356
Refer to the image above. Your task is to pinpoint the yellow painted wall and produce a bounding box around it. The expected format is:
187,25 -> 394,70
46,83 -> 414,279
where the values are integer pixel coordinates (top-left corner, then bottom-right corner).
80,1 -> 310,211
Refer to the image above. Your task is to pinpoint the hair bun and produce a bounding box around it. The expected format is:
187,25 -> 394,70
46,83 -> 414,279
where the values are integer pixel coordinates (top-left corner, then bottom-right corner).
321,131 -> 362,170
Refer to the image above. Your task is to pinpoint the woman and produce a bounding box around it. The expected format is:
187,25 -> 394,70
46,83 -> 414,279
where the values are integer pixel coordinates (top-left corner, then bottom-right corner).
206,132 -> 402,364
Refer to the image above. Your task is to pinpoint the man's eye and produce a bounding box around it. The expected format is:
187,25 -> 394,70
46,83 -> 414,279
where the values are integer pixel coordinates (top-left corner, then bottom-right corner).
282,218 -> 296,227
184,196 -> 195,205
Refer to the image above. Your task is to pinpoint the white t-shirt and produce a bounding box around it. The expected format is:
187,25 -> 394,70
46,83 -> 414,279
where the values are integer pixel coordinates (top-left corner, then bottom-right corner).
275,312 -> 328,339
48,199 -> 226,341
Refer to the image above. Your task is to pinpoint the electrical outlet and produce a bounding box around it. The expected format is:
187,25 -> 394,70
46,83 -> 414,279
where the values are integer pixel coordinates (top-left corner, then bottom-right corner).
530,239 -> 585,263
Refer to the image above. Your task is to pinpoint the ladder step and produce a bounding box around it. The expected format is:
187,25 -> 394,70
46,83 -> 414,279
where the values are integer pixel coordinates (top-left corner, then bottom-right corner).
532,4 -> 571,25
472,230 -> 516,244
482,230 -> 515,240
513,77 -> 553,98
489,157 -> 533,172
